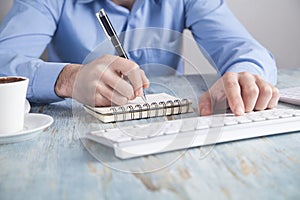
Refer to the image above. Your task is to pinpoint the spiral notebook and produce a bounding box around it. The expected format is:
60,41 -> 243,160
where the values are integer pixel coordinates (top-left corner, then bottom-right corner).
84,93 -> 193,123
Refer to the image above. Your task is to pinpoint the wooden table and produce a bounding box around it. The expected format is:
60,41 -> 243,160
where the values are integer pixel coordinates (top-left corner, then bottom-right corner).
1,68 -> 300,200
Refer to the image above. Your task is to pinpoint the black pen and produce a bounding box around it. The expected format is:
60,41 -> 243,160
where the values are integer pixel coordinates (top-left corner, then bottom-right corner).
96,8 -> 147,102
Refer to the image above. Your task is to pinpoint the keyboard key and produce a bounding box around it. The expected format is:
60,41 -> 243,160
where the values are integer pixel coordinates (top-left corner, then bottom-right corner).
92,129 -> 132,142
293,110 -> 300,116
164,120 -> 181,134
114,135 -> 133,142
133,122 -> 166,137
196,119 -> 210,129
180,118 -> 197,132
207,115 -> 225,128
245,112 -> 265,122
236,116 -> 252,124
224,118 -> 239,126
277,110 -> 294,118
91,129 -> 106,135
266,115 -> 280,120
120,126 -> 156,140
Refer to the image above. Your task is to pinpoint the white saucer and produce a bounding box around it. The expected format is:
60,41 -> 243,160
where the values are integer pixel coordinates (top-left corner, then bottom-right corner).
0,113 -> 53,144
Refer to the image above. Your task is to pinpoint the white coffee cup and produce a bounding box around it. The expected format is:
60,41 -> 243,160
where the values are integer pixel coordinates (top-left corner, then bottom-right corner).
0,76 -> 29,134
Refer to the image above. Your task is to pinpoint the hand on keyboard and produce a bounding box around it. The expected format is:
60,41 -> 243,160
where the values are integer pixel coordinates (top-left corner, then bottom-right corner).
199,72 -> 280,116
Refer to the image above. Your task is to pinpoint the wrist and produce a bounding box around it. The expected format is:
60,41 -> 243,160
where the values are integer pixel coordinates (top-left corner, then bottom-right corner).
55,64 -> 81,98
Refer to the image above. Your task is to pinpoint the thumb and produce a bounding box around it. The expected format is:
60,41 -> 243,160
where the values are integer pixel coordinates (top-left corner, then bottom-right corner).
198,91 -> 212,116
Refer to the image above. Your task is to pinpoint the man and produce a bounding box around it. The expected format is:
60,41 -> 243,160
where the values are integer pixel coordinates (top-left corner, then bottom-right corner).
0,0 -> 279,116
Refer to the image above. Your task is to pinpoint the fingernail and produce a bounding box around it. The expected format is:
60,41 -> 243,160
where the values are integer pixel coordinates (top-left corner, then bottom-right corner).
200,108 -> 206,115
200,107 -> 210,116
135,88 -> 142,97
235,106 -> 244,115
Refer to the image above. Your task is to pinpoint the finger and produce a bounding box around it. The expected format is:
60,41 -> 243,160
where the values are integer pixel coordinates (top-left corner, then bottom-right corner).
132,69 -> 150,97
238,72 -> 259,112
140,69 -> 150,89
198,91 -> 212,116
223,72 -> 245,115
110,57 -> 144,96
94,92 -> 111,107
125,68 -> 145,97
254,78 -> 273,110
267,86 -> 280,109
95,82 -> 128,106
100,69 -> 135,100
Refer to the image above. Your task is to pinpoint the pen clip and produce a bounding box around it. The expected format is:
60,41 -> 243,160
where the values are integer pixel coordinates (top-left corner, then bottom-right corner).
96,12 -> 111,40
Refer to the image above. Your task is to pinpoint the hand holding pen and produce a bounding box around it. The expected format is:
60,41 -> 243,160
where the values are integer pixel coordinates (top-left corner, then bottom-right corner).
96,9 -> 148,102
55,9 -> 149,107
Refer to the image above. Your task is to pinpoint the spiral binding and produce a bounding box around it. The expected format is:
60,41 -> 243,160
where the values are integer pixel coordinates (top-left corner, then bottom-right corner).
159,101 -> 167,116
110,107 -> 118,122
126,105 -> 134,120
151,102 -> 159,117
110,98 -> 190,121
135,104 -> 143,119
143,103 -> 151,118
166,100 -> 174,114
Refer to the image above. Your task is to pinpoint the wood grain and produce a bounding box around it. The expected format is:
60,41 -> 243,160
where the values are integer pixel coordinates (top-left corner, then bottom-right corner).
0,69 -> 300,200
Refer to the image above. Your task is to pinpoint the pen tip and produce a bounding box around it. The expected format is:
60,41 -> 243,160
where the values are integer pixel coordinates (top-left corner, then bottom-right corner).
142,94 -> 147,103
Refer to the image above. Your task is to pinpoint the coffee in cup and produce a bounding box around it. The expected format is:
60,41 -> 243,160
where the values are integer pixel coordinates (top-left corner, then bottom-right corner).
0,76 -> 29,134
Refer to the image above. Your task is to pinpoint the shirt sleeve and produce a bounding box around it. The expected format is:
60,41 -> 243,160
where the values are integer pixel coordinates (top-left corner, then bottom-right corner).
0,0 -> 67,103
184,0 -> 277,85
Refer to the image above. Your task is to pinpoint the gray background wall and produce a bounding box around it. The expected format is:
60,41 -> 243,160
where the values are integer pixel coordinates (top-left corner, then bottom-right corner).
1,0 -> 299,74
183,0 -> 300,74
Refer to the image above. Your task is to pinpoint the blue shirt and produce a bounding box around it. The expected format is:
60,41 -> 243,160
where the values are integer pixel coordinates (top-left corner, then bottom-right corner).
0,0 -> 277,103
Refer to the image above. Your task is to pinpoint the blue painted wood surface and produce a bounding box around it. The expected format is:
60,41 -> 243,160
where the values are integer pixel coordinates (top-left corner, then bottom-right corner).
0,68 -> 300,200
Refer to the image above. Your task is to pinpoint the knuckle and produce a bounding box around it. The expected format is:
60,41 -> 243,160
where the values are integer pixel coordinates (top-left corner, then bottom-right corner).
223,72 -> 235,79
253,74 -> 261,79
239,71 -> 251,77
123,63 -> 139,76
127,60 -> 139,68
224,71 -> 235,76
98,54 -> 111,64
260,85 -> 272,96
102,54 -> 109,58
139,69 -> 146,76
244,86 -> 259,97
100,54 -> 108,59
132,62 -> 139,69
225,80 -> 239,89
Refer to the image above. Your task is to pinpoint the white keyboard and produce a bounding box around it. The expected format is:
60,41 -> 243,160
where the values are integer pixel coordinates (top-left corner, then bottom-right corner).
280,86 -> 300,106
86,109 -> 300,159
